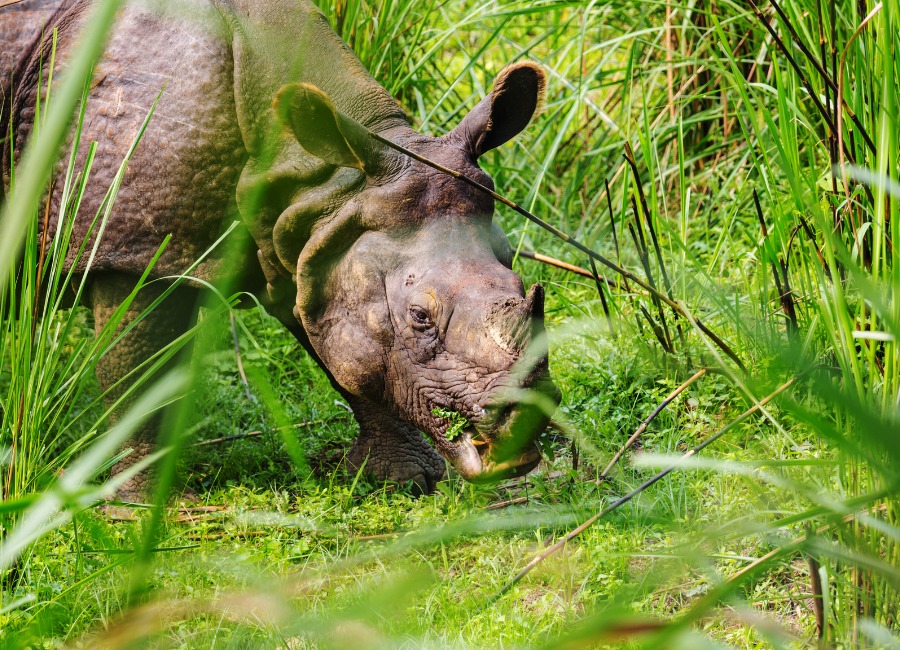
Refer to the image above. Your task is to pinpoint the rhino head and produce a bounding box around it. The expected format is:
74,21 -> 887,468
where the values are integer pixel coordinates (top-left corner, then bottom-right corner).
273,63 -> 560,483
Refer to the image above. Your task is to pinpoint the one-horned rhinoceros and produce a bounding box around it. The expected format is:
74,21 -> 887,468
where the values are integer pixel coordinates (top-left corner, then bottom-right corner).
1,0 -> 560,498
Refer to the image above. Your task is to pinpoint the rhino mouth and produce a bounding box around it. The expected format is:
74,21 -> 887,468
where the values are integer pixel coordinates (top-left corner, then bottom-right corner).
426,361 -> 559,482
442,400 -> 548,482
459,428 -> 543,482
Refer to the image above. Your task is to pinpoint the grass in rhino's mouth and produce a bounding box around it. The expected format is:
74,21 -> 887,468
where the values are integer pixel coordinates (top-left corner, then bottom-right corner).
430,407 -> 472,442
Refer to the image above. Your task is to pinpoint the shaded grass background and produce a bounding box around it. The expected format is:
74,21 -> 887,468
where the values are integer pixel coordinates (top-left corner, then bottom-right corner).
1,0 -> 899,647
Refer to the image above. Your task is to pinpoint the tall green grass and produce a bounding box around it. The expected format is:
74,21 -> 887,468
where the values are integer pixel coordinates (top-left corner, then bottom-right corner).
1,0 -> 128,524
332,0 -> 900,643
0,0 -> 218,599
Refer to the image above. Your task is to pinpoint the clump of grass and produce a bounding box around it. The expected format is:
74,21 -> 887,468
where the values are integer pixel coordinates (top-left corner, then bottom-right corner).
431,406 -> 471,441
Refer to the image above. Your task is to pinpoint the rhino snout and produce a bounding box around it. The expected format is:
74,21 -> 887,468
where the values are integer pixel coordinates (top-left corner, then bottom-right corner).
445,354 -> 559,482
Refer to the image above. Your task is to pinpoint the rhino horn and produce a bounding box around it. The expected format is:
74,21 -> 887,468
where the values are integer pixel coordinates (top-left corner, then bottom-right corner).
521,283 -> 547,351
274,82 -> 399,176
490,284 -> 545,355
524,283 -> 544,322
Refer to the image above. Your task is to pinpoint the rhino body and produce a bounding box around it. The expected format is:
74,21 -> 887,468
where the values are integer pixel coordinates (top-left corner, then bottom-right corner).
1,0 -> 559,496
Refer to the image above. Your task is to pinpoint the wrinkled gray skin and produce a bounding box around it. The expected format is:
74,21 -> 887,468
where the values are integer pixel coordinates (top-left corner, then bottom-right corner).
1,0 -> 560,499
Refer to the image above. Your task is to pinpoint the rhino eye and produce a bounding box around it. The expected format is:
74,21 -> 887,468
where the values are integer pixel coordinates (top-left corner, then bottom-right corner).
409,305 -> 433,329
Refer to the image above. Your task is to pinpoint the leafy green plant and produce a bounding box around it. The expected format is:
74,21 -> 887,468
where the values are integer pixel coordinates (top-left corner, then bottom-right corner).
431,406 -> 471,441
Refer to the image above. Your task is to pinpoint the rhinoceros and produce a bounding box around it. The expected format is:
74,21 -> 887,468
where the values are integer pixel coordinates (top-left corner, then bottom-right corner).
1,0 -> 560,498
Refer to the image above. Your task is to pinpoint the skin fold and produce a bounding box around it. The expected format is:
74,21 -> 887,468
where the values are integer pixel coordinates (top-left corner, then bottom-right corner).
1,0 -> 560,499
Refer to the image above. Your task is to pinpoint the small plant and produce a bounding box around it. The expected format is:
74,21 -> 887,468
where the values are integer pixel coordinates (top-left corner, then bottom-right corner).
431,407 -> 470,441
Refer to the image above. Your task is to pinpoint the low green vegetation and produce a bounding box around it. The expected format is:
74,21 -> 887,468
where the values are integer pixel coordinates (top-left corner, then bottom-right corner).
431,407 -> 471,442
2,0 -> 899,648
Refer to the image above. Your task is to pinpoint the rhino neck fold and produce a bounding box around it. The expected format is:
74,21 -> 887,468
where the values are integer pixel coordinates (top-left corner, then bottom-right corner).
225,0 -> 409,157
224,0 -> 413,305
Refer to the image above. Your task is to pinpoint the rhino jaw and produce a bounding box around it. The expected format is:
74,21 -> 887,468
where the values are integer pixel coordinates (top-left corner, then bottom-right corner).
439,368 -> 559,482
446,418 -> 544,482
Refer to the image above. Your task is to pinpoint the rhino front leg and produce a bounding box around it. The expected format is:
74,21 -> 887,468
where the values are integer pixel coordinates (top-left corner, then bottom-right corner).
91,274 -> 196,503
345,397 -> 445,493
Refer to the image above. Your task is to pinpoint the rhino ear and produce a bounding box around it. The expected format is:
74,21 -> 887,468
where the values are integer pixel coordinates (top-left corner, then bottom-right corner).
448,62 -> 545,159
274,83 -> 395,175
